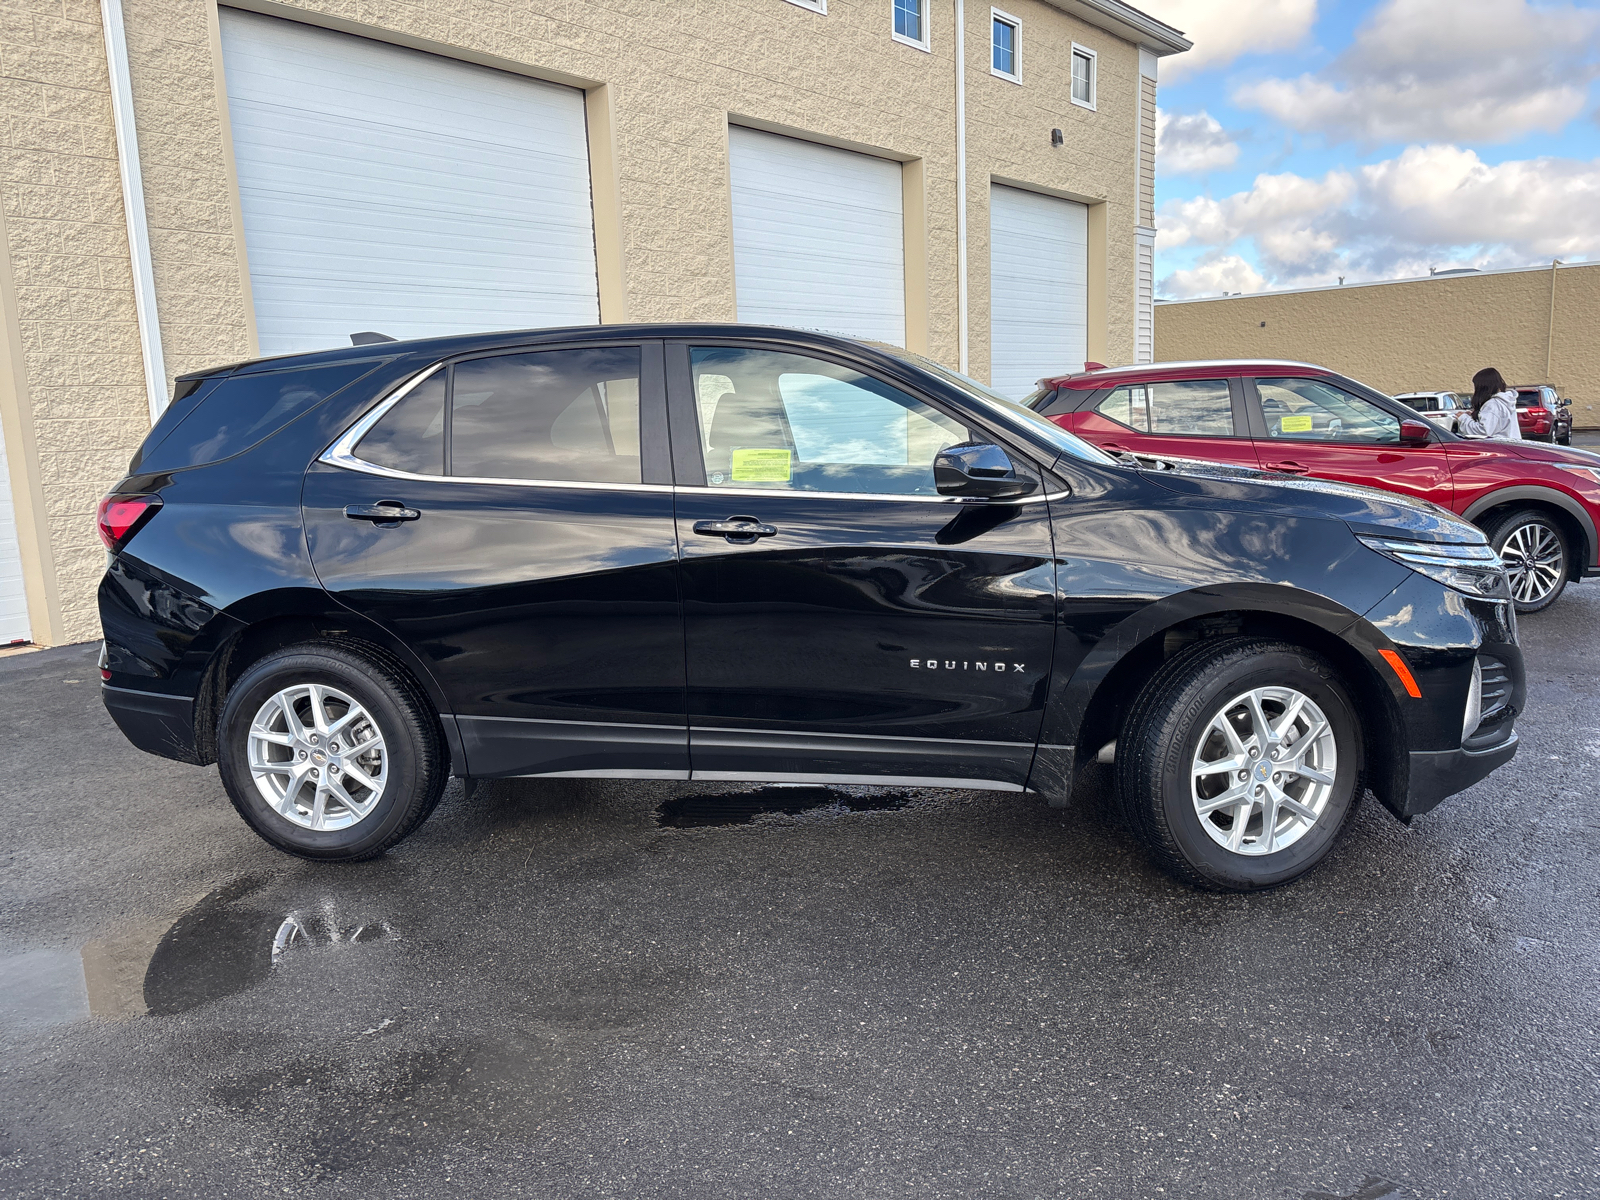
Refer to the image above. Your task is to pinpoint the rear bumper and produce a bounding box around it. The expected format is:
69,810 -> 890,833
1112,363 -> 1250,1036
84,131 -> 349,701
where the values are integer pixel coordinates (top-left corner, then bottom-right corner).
1399,731 -> 1519,819
103,684 -> 202,765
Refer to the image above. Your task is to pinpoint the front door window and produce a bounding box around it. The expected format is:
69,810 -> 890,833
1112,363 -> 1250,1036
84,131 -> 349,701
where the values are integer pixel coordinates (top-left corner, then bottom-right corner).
690,347 -> 971,495
1256,378 -> 1399,444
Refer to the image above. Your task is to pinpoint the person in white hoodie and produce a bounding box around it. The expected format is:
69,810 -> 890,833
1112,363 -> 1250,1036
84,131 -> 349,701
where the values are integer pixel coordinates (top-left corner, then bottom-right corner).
1456,366 -> 1522,440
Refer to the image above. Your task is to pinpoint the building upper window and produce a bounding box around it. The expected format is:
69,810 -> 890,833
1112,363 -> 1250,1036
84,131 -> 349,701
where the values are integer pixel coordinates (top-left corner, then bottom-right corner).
782,0 -> 826,12
991,9 -> 1020,81
1071,44 -> 1096,109
893,0 -> 928,49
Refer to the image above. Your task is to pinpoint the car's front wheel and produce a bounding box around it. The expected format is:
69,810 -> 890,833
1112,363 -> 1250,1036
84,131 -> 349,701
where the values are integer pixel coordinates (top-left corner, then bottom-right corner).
1483,508 -> 1568,613
217,641 -> 449,861
1117,637 -> 1361,891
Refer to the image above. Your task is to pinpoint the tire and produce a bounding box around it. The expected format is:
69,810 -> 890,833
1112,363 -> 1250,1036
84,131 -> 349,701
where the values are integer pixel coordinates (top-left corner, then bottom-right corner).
1117,637 -> 1362,891
217,641 -> 449,861
1482,507 -> 1569,613
1557,433 -> 1571,446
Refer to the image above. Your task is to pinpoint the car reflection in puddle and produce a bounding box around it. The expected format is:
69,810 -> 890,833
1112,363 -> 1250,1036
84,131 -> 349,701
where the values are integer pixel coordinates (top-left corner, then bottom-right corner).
656,785 -> 911,828
0,877 -> 397,1030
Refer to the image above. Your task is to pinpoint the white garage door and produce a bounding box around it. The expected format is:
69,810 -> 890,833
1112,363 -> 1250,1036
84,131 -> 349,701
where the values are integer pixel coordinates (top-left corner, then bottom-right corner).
220,10 -> 600,357
0,419 -> 29,645
728,127 -> 905,345
989,185 -> 1088,399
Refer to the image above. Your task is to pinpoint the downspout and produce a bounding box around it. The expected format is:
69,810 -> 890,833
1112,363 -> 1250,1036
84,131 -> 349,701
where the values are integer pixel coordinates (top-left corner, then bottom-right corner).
954,0 -> 968,374
101,0 -> 167,424
1545,258 -> 1562,379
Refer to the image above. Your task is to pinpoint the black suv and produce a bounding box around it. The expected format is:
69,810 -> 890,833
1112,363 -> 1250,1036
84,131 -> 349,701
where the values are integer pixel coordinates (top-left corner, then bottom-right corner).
99,325 -> 1523,890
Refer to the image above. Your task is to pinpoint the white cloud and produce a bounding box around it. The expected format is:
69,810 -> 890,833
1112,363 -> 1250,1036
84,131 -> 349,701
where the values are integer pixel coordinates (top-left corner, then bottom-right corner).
1160,254 -> 1267,298
1235,0 -> 1600,144
1156,110 -> 1241,175
1139,0 -> 1318,82
1156,145 -> 1600,293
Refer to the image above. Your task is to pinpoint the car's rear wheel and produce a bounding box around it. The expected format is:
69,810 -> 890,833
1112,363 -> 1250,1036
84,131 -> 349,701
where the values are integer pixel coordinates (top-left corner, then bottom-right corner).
217,641 -> 449,861
1117,637 -> 1361,891
1483,508 -> 1568,613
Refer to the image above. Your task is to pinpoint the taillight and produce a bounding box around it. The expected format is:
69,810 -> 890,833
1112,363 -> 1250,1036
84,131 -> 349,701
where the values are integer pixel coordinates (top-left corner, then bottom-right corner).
96,494 -> 161,551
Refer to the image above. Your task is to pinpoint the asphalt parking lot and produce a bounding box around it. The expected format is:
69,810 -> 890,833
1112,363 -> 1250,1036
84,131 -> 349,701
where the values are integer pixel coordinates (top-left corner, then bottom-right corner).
2,593 -> 1597,1200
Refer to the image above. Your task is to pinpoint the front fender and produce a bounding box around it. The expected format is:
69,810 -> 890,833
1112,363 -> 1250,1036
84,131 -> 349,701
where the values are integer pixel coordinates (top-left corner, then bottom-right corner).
1039,582 -> 1370,754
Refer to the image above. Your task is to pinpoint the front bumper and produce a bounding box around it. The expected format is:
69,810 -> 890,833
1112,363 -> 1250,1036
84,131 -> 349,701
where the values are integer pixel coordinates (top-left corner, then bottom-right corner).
1398,730 -> 1519,819
103,684 -> 202,765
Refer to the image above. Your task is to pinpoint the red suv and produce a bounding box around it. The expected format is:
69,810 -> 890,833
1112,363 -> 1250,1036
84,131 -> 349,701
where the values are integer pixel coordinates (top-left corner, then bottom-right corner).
1513,385 -> 1573,444
1031,359 -> 1600,612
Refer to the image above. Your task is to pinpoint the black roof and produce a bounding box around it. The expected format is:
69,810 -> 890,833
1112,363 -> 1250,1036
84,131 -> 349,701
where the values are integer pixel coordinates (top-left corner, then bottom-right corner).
179,323 -> 893,380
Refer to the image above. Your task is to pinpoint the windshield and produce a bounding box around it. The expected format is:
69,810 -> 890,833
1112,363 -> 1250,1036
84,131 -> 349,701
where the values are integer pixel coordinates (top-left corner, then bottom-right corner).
872,345 -> 1117,466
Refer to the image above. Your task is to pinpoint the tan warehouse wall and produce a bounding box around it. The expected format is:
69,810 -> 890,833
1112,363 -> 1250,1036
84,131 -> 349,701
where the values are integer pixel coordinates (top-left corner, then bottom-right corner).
0,0 -> 1153,645
1154,261 -> 1600,428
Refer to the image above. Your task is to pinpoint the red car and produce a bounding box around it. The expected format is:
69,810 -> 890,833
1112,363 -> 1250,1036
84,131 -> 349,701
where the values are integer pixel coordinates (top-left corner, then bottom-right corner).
1513,385 -> 1573,445
1031,359 -> 1600,612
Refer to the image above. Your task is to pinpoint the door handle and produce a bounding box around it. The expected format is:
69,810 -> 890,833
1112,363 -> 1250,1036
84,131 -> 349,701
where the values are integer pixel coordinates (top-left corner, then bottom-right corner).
1264,461 -> 1310,475
693,516 -> 777,543
344,501 -> 421,524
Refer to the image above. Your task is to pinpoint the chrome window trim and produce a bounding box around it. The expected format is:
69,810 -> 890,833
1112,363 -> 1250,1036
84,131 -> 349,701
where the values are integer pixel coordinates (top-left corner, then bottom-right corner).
320,362 -> 1069,505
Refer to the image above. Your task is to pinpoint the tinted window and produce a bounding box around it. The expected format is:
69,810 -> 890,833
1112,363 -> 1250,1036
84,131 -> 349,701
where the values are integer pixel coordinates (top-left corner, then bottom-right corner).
450,347 -> 641,483
356,371 -> 445,475
691,347 -> 973,495
1258,378 -> 1399,443
145,361 -> 377,469
1096,380 -> 1235,436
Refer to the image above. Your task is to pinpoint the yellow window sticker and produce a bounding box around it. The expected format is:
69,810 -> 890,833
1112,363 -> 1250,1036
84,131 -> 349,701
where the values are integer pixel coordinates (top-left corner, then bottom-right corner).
1280,414 -> 1314,433
730,448 -> 792,482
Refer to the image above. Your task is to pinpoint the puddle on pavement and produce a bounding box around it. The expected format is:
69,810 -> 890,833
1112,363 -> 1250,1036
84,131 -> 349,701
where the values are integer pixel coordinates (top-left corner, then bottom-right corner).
656,786 -> 911,829
0,877 -> 398,1031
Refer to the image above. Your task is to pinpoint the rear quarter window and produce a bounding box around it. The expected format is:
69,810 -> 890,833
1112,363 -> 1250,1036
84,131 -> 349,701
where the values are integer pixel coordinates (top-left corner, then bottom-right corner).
138,360 -> 381,471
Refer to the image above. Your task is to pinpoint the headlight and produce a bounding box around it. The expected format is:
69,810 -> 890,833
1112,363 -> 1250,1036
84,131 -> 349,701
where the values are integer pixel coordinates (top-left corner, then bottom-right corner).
1357,535 -> 1508,598
1554,463 -> 1600,487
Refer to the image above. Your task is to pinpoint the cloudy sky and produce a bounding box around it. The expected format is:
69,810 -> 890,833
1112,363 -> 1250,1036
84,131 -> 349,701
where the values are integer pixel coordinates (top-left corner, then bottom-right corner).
1139,0 -> 1600,298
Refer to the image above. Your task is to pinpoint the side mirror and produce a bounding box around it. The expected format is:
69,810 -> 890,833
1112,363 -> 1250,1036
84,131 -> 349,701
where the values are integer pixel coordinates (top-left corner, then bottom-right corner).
1399,419 -> 1433,446
934,442 -> 1036,500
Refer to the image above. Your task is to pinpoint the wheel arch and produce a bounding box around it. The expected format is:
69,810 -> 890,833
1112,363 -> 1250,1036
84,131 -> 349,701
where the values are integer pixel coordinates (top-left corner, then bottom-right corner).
1463,486 -> 1596,578
1049,585 -> 1405,811
193,597 -> 460,772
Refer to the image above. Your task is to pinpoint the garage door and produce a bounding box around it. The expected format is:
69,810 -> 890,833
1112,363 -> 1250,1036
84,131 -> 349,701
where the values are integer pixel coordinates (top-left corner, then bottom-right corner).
220,10 -> 600,357
0,419 -> 29,644
728,127 -> 905,345
989,185 -> 1088,399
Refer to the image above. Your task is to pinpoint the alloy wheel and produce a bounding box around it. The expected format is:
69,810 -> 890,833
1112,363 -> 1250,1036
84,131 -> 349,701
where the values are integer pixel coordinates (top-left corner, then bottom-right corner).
246,683 -> 388,830
1190,686 -> 1338,856
1499,522 -> 1564,607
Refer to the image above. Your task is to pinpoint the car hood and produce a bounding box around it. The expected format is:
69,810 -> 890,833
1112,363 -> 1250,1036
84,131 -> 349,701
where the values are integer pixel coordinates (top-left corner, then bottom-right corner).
1123,454 -> 1486,544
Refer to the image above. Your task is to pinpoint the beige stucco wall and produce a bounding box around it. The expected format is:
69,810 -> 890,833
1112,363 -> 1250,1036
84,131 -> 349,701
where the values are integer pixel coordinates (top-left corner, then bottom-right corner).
1155,262 -> 1600,428
1,0 -> 1154,644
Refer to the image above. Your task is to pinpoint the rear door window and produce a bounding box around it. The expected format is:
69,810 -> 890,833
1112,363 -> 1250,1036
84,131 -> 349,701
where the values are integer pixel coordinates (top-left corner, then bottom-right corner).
141,360 -> 380,470
1257,378 -> 1399,444
354,347 -> 643,484
1095,380 -> 1236,437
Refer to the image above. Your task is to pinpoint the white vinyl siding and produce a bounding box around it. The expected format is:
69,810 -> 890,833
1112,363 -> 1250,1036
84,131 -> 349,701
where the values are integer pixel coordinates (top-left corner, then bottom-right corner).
988,185 -> 1088,399
0,418 -> 29,644
1136,237 -> 1155,363
728,126 -> 906,345
219,10 -> 599,357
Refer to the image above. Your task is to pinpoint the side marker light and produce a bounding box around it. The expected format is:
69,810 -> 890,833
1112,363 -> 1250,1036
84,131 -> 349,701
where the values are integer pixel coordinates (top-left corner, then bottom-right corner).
1379,649 -> 1422,698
